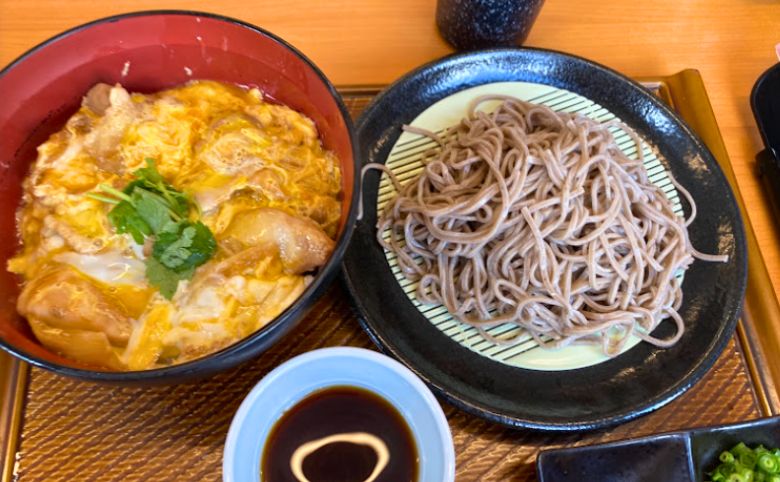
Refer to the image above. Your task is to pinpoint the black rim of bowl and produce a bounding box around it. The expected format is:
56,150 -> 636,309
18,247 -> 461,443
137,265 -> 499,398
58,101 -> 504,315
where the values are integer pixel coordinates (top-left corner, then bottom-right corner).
0,10 -> 360,382
343,47 -> 748,430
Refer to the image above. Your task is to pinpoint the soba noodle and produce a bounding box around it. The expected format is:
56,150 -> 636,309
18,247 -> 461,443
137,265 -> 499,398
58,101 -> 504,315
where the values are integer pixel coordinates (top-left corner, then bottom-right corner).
361,95 -> 728,356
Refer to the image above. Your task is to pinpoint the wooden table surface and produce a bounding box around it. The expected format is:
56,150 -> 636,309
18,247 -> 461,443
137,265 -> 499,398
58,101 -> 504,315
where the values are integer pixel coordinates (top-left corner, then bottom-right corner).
2,0 -> 780,303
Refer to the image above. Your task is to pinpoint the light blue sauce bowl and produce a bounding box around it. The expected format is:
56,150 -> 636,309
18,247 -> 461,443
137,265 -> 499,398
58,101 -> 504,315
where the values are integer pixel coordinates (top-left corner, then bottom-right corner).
223,347 -> 455,482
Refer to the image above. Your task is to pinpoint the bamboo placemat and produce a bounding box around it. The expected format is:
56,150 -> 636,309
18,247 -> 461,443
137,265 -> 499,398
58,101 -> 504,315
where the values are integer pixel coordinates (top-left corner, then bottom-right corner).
5,70 -> 776,481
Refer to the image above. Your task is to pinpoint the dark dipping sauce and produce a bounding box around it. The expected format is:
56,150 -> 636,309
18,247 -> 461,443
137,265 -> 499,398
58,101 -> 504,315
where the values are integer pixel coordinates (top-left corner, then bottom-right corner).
261,386 -> 418,482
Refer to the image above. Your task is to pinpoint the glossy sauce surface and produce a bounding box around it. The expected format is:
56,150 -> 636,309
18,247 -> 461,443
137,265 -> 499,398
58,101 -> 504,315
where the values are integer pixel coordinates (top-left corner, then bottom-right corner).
262,386 -> 418,482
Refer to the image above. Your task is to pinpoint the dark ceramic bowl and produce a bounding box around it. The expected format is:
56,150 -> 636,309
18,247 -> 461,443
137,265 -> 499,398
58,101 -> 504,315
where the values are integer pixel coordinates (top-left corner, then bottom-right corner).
343,48 -> 747,430
0,11 -> 358,383
537,416 -> 780,481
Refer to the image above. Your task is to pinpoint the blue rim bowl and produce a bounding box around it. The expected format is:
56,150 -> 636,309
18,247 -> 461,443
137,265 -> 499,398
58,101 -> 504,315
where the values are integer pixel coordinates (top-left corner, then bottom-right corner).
223,346 -> 456,482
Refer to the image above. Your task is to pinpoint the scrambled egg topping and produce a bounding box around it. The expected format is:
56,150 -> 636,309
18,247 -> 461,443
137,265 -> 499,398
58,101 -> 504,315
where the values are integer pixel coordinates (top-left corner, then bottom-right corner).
8,81 -> 342,370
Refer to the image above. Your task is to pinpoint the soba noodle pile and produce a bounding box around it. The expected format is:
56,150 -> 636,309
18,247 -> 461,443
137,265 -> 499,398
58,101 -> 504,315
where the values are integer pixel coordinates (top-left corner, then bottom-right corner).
363,95 -> 728,356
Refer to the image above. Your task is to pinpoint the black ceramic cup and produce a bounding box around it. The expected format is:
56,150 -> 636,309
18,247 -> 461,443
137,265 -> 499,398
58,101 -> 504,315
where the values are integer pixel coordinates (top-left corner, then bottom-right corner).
436,0 -> 545,50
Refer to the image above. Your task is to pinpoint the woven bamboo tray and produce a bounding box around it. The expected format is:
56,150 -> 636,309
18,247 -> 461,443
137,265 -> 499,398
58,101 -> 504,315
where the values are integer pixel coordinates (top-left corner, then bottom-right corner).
0,69 -> 777,481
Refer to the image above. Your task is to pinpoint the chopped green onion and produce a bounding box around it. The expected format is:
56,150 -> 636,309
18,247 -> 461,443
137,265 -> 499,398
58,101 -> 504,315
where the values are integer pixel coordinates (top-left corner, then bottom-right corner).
740,452 -> 758,470
709,444 -> 780,482
759,454 -> 779,474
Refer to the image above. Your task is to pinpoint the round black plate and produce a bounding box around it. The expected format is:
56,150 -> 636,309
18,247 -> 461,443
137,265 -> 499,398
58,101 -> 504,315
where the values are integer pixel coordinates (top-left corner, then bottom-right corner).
342,48 -> 747,431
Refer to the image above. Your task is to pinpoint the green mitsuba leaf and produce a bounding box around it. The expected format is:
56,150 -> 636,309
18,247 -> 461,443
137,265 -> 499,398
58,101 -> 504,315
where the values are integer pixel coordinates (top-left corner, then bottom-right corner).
107,201 -> 151,244
88,159 -> 217,299
145,256 -> 195,300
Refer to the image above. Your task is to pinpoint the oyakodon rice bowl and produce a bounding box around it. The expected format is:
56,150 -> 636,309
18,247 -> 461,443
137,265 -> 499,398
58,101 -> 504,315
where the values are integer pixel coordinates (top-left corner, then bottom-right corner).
9,81 -> 343,371
0,11 -> 357,382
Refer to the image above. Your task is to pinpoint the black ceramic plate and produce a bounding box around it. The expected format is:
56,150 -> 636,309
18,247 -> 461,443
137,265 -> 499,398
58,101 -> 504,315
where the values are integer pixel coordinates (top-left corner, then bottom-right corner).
342,48 -> 747,430
537,416 -> 780,481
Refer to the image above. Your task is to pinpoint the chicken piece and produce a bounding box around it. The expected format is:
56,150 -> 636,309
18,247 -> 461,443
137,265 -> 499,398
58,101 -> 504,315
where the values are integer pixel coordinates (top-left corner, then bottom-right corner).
222,207 -> 334,274
17,266 -> 133,369
41,212 -> 107,254
291,191 -> 342,238
27,318 -> 125,370
82,82 -> 113,115
83,84 -> 141,173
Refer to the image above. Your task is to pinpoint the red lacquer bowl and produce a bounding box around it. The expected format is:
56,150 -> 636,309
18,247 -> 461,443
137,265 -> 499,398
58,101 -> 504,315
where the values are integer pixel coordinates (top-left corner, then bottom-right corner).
0,11 -> 358,383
